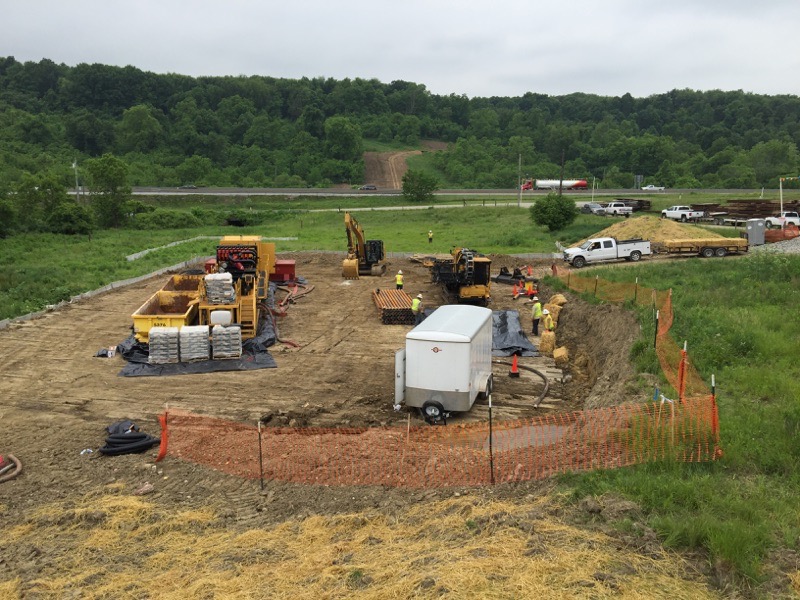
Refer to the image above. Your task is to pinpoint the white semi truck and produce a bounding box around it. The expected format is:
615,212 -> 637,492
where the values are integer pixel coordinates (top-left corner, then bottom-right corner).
394,305 -> 493,424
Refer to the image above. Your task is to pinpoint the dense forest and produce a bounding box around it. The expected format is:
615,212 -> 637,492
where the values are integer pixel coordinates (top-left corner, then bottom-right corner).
2,55 -> 800,235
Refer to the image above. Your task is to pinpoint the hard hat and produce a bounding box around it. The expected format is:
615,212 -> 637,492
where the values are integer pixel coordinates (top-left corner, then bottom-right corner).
417,294 -> 423,298
532,296 -> 539,301
542,309 -> 550,315
398,270 -> 402,274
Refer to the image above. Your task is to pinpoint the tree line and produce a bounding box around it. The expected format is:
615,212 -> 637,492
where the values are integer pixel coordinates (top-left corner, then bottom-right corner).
1,56 -> 800,236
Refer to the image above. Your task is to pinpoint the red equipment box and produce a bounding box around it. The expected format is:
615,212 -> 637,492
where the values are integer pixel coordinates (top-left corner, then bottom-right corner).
270,259 -> 296,282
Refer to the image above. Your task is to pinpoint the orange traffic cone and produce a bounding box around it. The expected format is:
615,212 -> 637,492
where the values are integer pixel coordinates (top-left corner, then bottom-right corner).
509,354 -> 520,378
512,281 -> 520,300
527,265 -> 533,276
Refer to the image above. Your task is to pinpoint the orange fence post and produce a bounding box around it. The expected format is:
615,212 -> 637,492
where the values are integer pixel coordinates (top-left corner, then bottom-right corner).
677,341 -> 687,403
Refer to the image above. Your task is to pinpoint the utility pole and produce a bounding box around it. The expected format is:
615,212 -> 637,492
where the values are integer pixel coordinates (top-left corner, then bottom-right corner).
517,153 -> 522,207
72,159 -> 80,203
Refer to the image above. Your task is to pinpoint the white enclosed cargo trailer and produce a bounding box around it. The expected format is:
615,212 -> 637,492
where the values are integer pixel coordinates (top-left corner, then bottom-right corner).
395,305 -> 493,423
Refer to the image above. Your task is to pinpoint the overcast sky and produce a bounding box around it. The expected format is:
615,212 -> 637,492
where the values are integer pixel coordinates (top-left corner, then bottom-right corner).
5,0 -> 800,99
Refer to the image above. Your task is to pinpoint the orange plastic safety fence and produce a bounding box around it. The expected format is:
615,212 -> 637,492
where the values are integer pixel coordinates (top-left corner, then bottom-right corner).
164,398 -> 720,488
557,272 -> 709,399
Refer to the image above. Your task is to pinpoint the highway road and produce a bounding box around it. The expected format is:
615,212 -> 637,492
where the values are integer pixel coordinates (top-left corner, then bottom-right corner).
128,186 -> 749,197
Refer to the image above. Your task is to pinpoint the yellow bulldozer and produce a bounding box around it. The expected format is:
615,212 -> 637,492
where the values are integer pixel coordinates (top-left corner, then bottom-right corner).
342,212 -> 386,279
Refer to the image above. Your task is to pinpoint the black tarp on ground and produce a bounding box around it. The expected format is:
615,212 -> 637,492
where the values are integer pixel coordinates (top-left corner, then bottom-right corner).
492,310 -> 538,357
117,314 -> 278,377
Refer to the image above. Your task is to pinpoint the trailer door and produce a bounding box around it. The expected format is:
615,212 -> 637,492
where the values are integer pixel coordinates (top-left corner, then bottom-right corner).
394,348 -> 406,405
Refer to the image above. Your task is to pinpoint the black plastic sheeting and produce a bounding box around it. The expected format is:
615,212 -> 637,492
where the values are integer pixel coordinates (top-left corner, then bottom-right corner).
117,313 -> 278,378
492,310 -> 538,357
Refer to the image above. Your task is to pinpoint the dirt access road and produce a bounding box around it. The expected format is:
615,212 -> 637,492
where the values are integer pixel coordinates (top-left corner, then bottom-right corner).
362,141 -> 447,188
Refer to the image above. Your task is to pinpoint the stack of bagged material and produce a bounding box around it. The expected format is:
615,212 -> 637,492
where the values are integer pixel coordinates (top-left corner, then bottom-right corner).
179,325 -> 210,362
205,273 -> 235,304
148,326 -> 180,364
212,325 -> 242,359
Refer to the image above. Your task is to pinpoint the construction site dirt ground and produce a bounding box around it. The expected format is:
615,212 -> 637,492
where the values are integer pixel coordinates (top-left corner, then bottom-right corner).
0,251 -> 677,595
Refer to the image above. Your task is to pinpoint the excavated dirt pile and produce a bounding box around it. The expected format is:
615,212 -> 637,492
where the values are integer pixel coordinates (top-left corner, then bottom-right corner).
574,215 -> 724,246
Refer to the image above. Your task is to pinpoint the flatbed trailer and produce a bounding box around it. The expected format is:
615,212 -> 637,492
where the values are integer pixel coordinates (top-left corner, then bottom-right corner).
654,238 -> 748,258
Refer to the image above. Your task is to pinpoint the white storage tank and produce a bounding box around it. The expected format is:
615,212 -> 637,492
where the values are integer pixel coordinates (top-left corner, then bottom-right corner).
395,304 -> 493,423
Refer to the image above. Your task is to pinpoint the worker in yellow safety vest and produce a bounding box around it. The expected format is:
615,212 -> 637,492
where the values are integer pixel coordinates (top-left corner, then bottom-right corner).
542,309 -> 555,333
528,296 -> 542,336
428,230 -> 433,244
411,293 -> 424,325
395,270 -> 404,290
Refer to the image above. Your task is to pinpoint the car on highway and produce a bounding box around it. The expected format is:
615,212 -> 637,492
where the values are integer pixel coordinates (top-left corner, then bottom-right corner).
580,202 -> 605,215
641,184 -> 665,191
359,184 -> 377,190
178,184 -> 198,190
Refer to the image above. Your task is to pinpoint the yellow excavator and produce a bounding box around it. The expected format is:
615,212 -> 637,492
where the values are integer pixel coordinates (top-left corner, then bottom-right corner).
342,212 -> 386,278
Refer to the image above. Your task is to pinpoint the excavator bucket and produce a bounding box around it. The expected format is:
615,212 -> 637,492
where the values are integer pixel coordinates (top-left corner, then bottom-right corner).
342,257 -> 360,279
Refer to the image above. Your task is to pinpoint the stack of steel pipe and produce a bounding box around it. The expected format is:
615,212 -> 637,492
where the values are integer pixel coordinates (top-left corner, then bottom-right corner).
372,289 -> 414,324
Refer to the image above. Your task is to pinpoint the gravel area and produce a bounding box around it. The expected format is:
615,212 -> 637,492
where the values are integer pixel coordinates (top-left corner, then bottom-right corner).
751,234 -> 800,254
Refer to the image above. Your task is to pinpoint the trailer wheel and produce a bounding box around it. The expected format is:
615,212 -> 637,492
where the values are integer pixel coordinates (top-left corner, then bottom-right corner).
629,251 -> 642,262
572,256 -> 586,269
701,247 -> 715,258
715,247 -> 728,257
421,401 -> 446,424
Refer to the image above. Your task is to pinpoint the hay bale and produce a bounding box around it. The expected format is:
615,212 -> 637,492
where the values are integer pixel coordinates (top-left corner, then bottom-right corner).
553,346 -> 569,367
549,293 -> 568,306
538,331 -> 556,355
544,304 -> 562,323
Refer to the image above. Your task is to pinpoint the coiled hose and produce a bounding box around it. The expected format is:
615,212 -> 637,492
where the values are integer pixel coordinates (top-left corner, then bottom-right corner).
0,454 -> 22,483
494,360 -> 550,407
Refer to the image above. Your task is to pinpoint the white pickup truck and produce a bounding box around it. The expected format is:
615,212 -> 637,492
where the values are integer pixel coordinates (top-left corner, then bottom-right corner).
765,212 -> 800,229
661,205 -> 705,222
563,237 -> 652,268
642,184 -> 665,191
602,202 -> 633,217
